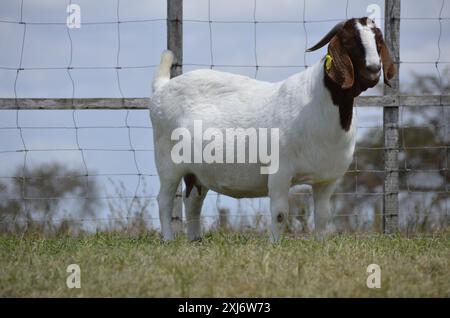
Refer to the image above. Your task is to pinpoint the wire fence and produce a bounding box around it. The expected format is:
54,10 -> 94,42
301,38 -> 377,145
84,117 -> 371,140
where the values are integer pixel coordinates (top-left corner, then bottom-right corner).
0,0 -> 448,235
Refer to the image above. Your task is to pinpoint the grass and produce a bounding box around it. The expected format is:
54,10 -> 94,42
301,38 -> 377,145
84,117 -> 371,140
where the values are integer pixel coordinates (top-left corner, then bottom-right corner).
0,232 -> 449,297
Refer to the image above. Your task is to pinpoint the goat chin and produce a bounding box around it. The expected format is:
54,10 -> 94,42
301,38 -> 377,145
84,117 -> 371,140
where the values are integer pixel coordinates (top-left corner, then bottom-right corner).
150,50 -> 357,241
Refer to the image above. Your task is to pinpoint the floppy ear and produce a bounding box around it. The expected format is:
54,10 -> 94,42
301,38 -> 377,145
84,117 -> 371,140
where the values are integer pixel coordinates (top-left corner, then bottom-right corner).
379,39 -> 396,87
326,36 -> 354,89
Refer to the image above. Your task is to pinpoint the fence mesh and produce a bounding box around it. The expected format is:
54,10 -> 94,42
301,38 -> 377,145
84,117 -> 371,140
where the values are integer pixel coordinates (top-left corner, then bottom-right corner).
0,0 -> 448,234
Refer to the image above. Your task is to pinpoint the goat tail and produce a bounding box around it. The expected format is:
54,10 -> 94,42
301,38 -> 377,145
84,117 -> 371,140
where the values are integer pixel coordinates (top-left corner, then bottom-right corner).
152,50 -> 174,93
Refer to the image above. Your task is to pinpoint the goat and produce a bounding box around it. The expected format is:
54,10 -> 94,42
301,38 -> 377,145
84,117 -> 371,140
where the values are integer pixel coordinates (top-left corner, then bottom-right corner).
150,17 -> 395,241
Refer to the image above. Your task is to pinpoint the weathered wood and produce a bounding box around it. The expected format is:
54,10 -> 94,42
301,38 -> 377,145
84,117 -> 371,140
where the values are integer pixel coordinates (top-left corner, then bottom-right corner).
1,96 -> 448,110
358,95 -> 450,107
0,98 -> 149,110
168,0 -> 183,78
167,0 -> 184,235
383,0 -> 400,234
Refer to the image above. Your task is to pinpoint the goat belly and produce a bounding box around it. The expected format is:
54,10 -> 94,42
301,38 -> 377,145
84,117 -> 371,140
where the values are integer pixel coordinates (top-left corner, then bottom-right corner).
191,163 -> 269,198
291,142 -> 355,185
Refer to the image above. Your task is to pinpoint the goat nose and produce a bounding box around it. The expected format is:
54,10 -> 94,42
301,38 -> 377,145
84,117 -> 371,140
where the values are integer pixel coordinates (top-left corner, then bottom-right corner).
367,64 -> 381,73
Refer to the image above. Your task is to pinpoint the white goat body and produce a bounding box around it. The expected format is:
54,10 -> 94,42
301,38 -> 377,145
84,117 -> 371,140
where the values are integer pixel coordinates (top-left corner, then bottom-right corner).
150,50 -> 356,240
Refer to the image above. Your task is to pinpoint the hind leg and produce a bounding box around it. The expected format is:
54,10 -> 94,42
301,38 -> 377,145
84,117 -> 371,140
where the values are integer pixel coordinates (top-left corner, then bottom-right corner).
183,186 -> 208,241
157,174 -> 182,241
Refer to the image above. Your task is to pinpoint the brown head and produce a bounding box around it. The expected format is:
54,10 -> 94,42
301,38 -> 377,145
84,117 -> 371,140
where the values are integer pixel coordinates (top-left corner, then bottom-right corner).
306,17 -> 396,131
307,17 -> 396,93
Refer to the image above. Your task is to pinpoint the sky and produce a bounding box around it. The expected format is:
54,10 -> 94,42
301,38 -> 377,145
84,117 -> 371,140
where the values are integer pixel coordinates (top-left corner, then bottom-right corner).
0,0 -> 448,227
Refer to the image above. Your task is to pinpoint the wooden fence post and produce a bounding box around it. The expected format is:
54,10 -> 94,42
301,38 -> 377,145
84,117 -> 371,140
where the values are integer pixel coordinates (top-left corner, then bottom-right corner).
167,0 -> 184,235
383,0 -> 400,233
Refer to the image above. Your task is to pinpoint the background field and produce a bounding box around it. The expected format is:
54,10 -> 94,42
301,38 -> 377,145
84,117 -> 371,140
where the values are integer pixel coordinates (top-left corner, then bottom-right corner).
1,232 -> 448,297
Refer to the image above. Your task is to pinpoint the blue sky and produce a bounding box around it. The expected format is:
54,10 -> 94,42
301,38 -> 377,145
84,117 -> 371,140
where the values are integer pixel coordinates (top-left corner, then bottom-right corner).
0,0 -> 449,225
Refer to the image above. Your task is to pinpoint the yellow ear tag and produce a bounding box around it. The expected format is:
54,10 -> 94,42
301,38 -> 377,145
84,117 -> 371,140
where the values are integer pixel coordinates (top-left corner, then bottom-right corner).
325,54 -> 333,71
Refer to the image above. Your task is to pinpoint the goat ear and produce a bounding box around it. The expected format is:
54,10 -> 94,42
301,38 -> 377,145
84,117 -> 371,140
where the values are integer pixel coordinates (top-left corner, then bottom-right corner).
326,36 -> 354,89
380,40 -> 396,87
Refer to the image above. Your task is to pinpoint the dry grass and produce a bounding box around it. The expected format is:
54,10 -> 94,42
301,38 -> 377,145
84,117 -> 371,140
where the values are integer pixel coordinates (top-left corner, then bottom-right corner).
0,232 -> 449,297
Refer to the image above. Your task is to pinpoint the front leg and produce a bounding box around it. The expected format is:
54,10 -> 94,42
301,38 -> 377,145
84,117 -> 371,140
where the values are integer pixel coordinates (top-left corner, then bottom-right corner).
312,180 -> 337,237
268,173 -> 292,243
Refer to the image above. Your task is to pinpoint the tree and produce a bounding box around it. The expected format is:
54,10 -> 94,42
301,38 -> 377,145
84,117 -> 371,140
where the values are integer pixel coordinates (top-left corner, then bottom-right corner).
0,162 -> 100,235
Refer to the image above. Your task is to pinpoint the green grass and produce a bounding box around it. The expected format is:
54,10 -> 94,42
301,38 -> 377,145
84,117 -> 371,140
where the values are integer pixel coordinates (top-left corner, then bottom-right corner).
0,232 -> 449,297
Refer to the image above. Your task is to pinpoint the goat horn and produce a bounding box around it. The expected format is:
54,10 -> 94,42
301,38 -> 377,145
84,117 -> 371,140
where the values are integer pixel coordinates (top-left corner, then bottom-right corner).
306,21 -> 345,52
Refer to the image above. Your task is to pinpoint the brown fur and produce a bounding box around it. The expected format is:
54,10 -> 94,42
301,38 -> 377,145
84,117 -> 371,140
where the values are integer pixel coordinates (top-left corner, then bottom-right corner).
184,173 -> 202,198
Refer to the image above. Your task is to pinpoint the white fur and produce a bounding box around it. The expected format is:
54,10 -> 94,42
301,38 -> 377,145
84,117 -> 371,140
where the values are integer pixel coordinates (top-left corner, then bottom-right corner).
356,21 -> 380,68
152,50 -> 174,92
150,52 -> 357,241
